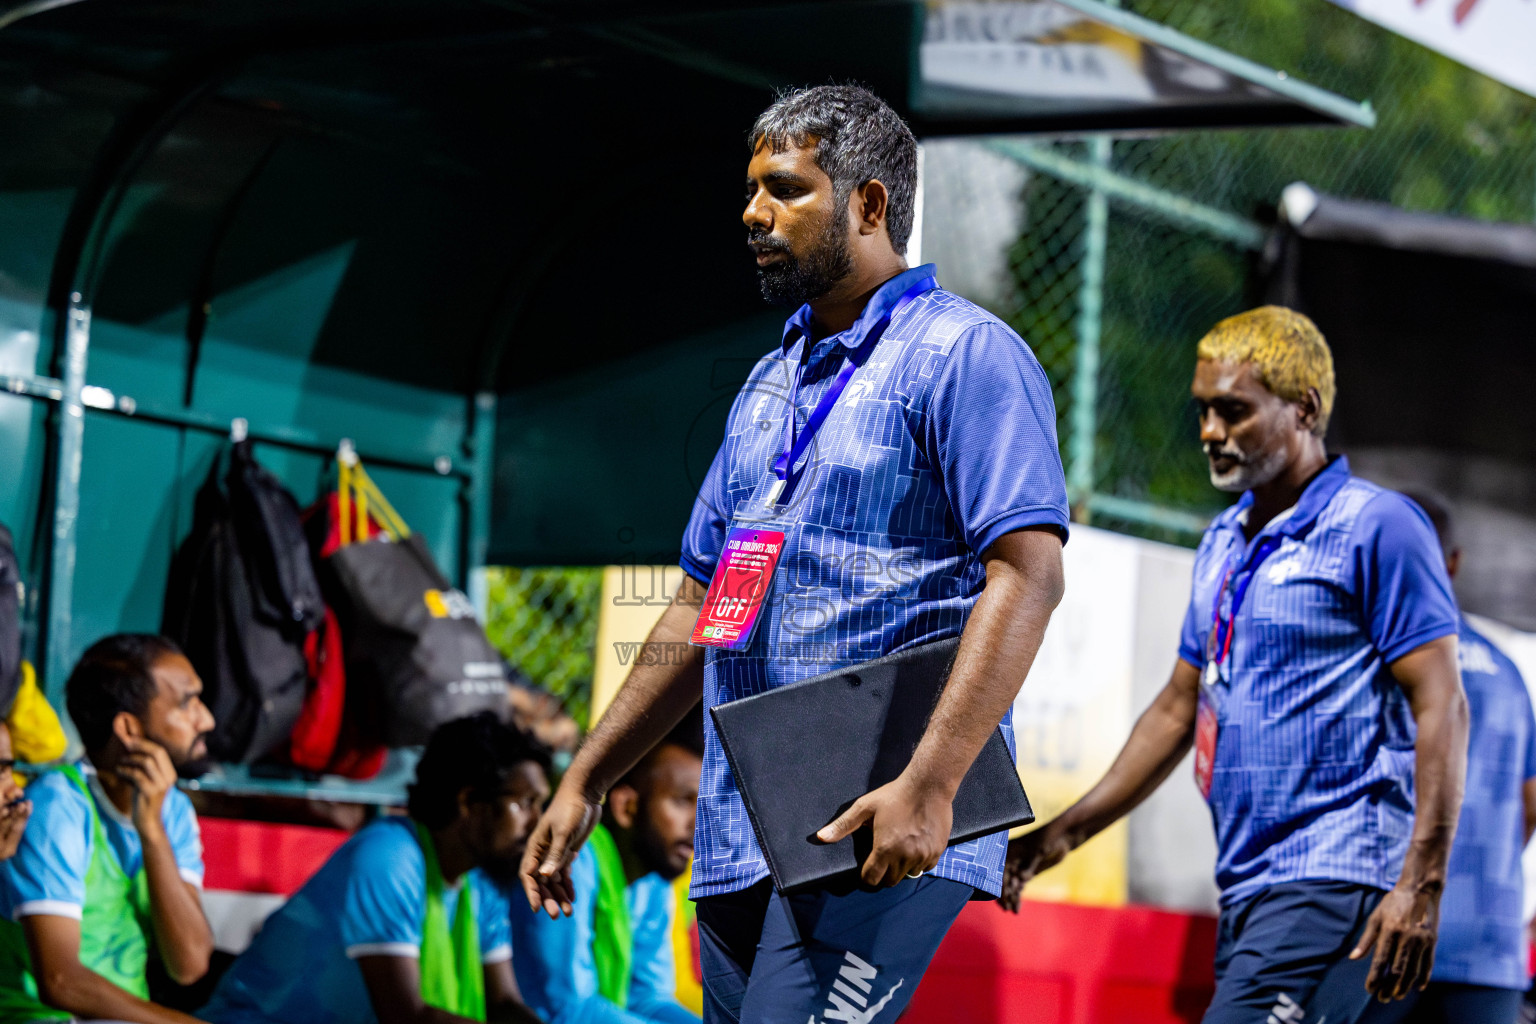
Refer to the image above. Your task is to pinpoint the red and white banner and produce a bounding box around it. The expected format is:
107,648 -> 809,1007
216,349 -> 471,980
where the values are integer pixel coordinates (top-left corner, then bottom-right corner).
1328,0 -> 1536,97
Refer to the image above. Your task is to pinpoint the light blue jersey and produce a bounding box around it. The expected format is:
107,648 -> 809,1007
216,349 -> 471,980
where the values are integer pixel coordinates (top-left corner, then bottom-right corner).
681,265 -> 1070,898
1178,457 -> 1459,904
1,764 -> 204,921
1432,619 -> 1536,990
507,846 -> 698,1024
201,817 -> 510,1024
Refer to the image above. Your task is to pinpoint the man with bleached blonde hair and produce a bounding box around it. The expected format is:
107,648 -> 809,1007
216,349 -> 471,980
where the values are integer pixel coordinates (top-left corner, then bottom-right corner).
1001,306 -> 1471,1024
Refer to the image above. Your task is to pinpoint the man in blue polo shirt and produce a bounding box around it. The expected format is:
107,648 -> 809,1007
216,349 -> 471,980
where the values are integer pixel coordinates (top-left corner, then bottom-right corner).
1002,306 -> 1469,1024
1396,493 -> 1535,1024
520,85 -> 1068,1023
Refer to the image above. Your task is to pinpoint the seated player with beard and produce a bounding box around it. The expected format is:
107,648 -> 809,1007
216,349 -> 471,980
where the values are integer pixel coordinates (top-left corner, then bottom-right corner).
0,634 -> 217,1024
509,719 -> 703,1024
201,713 -> 546,1024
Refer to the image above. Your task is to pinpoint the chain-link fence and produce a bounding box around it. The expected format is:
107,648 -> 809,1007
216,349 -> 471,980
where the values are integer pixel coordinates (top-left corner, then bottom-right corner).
482,567 -> 603,728
984,0 -> 1536,541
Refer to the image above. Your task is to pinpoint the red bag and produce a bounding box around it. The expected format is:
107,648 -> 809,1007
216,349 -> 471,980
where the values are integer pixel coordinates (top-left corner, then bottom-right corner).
288,483 -> 389,779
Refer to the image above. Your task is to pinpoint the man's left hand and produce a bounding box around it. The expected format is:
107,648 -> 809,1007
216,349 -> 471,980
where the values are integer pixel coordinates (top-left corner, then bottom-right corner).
1349,884 -> 1440,1001
816,775 -> 953,888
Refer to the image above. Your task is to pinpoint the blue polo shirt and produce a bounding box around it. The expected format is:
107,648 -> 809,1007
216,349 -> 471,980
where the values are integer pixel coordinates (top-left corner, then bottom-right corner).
1177,457 -> 1459,905
680,264 -> 1070,898
1432,618 -> 1536,990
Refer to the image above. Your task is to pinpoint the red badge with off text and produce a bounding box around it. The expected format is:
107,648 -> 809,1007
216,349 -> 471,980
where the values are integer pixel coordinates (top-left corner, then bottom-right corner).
690,526 -> 786,651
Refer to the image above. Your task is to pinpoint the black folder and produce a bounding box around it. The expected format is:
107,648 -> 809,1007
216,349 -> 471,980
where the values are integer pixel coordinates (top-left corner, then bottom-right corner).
709,636 -> 1034,895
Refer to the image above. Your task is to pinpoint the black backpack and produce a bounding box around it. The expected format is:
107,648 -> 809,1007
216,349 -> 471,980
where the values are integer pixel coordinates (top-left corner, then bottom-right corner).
163,441 -> 323,763
0,522 -> 22,717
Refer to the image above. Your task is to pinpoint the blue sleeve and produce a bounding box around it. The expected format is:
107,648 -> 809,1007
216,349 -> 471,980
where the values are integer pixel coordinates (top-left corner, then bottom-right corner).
5,772 -> 90,918
162,788 -> 205,888
626,879 -> 699,1024
472,871 -> 512,963
1352,492 -> 1460,664
508,848 -> 653,1024
339,822 -> 425,958
1519,672 -> 1536,782
1178,531 -> 1224,669
1178,586 -> 1206,670
925,321 -> 1069,555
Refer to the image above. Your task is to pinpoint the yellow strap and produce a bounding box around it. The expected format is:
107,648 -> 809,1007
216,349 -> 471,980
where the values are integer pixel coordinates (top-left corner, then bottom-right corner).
353,463 -> 411,540
355,482 -> 369,541
338,457 -> 353,547
336,450 -> 409,544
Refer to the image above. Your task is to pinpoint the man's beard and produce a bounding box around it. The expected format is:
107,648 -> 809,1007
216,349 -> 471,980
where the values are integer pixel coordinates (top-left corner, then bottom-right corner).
167,733 -> 213,780
634,812 -> 688,882
751,212 -> 852,308
1205,441 -> 1291,493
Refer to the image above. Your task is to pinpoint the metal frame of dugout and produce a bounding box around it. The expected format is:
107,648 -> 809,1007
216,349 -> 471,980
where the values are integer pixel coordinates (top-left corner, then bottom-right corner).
0,0 -> 1373,804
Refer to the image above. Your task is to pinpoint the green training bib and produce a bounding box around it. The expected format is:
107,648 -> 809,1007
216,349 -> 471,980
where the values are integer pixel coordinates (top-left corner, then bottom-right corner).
0,764 -> 151,1024
586,823 -> 633,1009
414,821 -> 485,1021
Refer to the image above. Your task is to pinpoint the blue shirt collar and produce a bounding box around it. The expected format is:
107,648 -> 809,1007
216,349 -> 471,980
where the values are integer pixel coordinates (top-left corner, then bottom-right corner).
780,264 -> 939,353
1229,454 -> 1351,540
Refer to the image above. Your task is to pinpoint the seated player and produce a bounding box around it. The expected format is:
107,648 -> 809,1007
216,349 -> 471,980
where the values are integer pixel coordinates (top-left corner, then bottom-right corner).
510,719 -> 703,1024
0,634 -> 216,1024
0,723 -> 32,861
201,712 -> 545,1024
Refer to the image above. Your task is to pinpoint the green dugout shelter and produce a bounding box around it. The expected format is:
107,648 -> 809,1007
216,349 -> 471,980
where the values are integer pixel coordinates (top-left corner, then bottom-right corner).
0,0 -> 1371,793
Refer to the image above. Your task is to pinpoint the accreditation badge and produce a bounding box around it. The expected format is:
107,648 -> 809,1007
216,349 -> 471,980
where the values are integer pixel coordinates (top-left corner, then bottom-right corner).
1194,661 -> 1221,801
690,492 -> 792,651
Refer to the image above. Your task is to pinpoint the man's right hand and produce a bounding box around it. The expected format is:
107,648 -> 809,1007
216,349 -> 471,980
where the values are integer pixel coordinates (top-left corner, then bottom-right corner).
116,738 -> 177,835
999,823 -> 1074,912
519,781 -> 602,919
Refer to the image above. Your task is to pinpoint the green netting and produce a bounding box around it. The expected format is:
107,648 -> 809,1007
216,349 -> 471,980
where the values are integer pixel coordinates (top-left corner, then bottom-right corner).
482,567 -> 603,728
1122,0 -> 1536,222
1001,0 -> 1536,538
1007,162 -> 1090,442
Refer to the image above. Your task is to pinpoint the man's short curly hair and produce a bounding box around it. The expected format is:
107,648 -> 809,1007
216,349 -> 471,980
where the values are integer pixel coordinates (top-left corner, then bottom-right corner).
748,84 -> 918,255
1196,306 -> 1336,437
407,712 -> 550,830
67,634 -> 184,754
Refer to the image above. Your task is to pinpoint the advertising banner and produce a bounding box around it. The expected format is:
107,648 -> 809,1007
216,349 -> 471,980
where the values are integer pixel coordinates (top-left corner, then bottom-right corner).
1327,0 -> 1536,97
1010,526 -> 1139,906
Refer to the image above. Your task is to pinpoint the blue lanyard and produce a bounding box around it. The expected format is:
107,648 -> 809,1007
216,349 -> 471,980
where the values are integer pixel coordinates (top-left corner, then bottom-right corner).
765,276 -> 936,506
1207,534 -> 1283,671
